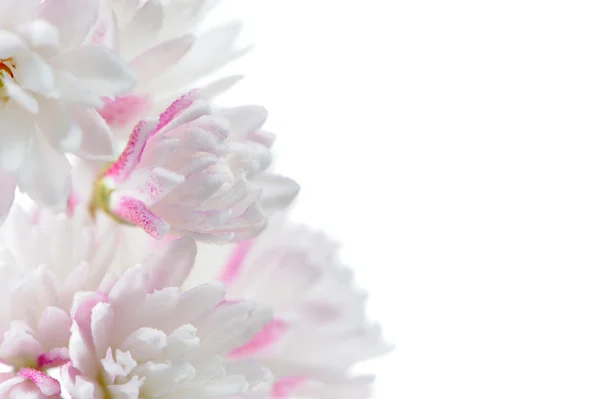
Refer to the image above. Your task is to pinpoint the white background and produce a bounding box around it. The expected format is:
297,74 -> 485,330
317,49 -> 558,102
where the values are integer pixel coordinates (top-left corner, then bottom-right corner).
213,1 -> 600,398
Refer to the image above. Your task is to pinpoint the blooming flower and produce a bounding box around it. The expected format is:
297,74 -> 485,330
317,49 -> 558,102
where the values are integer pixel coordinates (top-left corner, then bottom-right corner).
93,0 -> 249,137
0,0 -> 136,221
64,238 -> 273,399
185,220 -> 394,399
0,205 -> 274,398
89,89 -> 299,241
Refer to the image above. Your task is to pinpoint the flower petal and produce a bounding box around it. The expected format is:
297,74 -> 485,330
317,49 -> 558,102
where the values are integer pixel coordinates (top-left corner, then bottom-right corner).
98,94 -> 152,130
254,174 -> 300,214
37,306 -> 71,350
17,130 -> 71,210
69,105 -> 116,160
13,49 -> 54,95
17,368 -> 61,396
38,0 -> 100,49
130,35 -> 194,89
109,194 -> 169,239
0,170 -> 16,224
36,97 -> 82,152
0,101 -> 34,172
16,18 -> 60,56
2,78 -> 38,114
145,236 -> 197,291
0,30 -> 27,58
120,0 -> 163,60
51,44 -> 136,97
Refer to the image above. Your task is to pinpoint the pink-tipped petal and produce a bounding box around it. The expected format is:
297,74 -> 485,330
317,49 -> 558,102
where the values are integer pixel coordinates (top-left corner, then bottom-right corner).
155,89 -> 207,133
104,119 -> 157,181
229,319 -> 288,358
17,368 -> 61,396
111,194 -> 169,239
271,377 -> 306,399
219,240 -> 254,285
37,347 -> 70,369
99,94 -> 153,130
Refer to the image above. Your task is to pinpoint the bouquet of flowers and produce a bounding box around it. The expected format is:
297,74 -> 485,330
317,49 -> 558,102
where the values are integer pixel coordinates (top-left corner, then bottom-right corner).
0,0 -> 392,397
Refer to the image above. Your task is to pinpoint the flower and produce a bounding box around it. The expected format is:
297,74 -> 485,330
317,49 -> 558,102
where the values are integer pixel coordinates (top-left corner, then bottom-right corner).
0,205 -> 274,398
89,89 -> 299,242
63,237 -> 273,399
185,220 -> 393,399
0,205 -> 115,373
0,0 -> 136,222
92,0 -> 249,137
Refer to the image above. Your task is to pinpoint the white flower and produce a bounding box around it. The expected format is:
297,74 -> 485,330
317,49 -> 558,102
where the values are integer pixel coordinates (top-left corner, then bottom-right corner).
92,0 -> 249,137
0,205 -> 274,398
0,0 -> 136,223
185,220 -> 393,399
89,89 -> 299,241
0,206 -> 115,371
64,238 -> 273,399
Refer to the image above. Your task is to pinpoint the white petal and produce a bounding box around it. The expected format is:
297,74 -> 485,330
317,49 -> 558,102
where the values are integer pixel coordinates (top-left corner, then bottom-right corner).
16,19 -> 60,56
2,78 -> 38,114
53,70 -> 103,107
254,174 -> 300,214
120,0 -> 163,60
0,170 -> 16,224
90,302 -> 114,359
38,0 -> 100,49
0,30 -> 27,58
199,74 -> 244,100
13,50 -> 54,95
36,96 -> 82,152
0,101 -> 34,172
0,0 -> 38,25
68,105 -> 116,160
144,236 -> 197,291
37,306 -> 71,350
17,130 -> 71,209
120,328 -> 167,361
52,45 -> 136,97
216,105 -> 268,139
130,35 -> 194,89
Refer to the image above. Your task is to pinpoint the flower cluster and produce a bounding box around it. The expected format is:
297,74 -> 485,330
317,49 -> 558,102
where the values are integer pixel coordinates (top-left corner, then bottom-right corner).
0,0 -> 391,398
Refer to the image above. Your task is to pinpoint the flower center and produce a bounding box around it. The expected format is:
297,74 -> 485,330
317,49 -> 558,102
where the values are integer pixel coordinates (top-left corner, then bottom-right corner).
0,58 -> 15,79
0,58 -> 16,103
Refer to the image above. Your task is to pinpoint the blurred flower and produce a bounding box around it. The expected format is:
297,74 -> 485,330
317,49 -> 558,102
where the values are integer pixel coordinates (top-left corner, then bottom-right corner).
93,0 -> 249,137
0,0 -> 136,220
89,89 -> 299,241
185,220 -> 394,399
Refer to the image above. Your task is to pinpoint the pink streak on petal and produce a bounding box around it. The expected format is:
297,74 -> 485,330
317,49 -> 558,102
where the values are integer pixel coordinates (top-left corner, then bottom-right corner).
229,319 -> 288,358
104,120 -> 154,181
99,95 -> 152,129
271,377 -> 306,399
31,208 -> 40,224
219,240 -> 254,285
17,368 -> 61,396
112,196 -> 169,239
90,21 -> 106,44
155,88 -> 203,132
66,191 -> 78,217
37,347 -> 70,369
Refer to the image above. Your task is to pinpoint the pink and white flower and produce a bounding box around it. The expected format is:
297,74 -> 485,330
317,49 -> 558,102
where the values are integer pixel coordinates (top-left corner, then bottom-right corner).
89,89 -> 299,242
0,0 -> 136,221
64,237 -> 273,399
185,220 -> 393,399
93,0 -> 249,138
